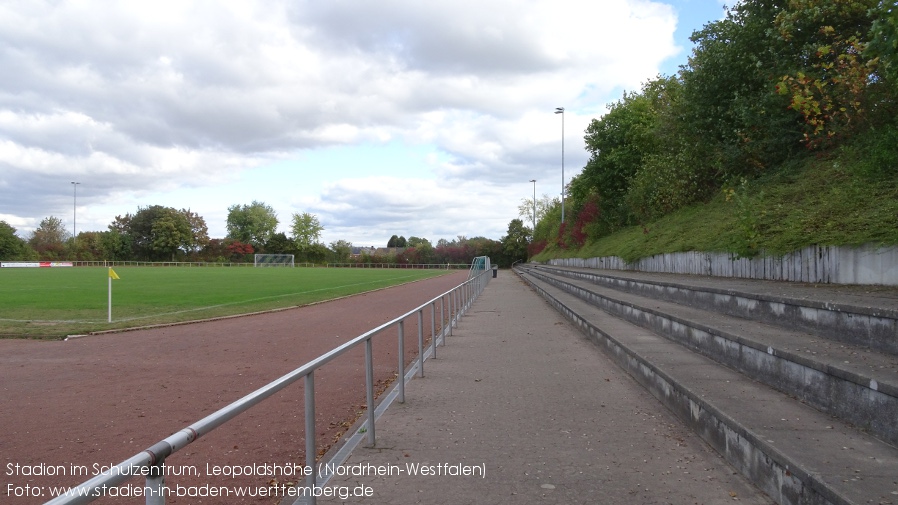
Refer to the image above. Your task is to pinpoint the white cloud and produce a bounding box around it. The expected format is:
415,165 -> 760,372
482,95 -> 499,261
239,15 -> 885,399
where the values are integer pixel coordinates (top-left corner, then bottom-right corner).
0,0 -> 688,246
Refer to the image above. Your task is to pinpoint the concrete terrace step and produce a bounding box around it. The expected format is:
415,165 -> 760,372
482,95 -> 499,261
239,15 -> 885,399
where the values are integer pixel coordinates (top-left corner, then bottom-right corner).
516,267 -> 898,505
533,265 -> 898,355
521,266 -> 898,447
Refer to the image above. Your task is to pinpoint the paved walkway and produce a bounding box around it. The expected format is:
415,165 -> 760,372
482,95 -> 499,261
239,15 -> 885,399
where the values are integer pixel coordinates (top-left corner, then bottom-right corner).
316,272 -> 774,505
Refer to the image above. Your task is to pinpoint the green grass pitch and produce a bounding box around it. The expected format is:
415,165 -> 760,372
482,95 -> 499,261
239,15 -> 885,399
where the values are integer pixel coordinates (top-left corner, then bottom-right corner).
0,267 -> 452,339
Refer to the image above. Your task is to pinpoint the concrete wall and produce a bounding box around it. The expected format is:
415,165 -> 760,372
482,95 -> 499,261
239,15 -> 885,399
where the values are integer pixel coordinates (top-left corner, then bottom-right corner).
547,243 -> 898,286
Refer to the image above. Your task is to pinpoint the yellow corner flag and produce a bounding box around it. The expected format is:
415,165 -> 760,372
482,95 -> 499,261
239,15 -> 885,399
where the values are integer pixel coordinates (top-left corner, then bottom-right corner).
108,268 -> 120,322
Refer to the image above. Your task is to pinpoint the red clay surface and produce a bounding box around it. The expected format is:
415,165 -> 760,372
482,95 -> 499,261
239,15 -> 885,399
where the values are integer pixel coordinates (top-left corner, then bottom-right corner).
1,271 -> 468,504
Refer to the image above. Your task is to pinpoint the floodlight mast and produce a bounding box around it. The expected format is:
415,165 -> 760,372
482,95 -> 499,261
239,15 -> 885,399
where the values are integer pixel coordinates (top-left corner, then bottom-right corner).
554,107 -> 564,223
529,179 -> 536,230
71,181 -> 80,241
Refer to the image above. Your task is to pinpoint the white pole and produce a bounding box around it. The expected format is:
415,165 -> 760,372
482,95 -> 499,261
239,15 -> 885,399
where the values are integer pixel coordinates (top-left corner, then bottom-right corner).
108,274 -> 112,323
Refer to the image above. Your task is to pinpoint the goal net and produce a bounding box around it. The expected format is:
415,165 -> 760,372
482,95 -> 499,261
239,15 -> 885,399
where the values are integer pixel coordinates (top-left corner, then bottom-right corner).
254,254 -> 295,267
468,256 -> 491,278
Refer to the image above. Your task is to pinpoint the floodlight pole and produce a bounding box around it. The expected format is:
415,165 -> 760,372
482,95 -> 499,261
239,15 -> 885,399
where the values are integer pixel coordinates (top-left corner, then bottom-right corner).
529,179 -> 537,230
554,107 -> 564,223
71,181 -> 80,241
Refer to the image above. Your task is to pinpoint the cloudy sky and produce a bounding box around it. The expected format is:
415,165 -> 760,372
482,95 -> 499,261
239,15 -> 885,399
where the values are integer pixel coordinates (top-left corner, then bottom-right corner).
0,0 -> 725,247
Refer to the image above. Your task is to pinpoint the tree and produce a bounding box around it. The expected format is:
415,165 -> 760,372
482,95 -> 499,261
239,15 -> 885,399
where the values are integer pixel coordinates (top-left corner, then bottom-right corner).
329,239 -> 353,263
681,0 -> 802,176
407,236 -> 430,248
100,229 -> 131,261
519,194 -> 561,229
181,208 -> 210,255
226,240 -> 254,261
114,205 -> 202,260
119,205 -> 165,259
150,210 -> 193,260
0,221 -> 31,260
407,237 -> 434,263
290,212 -> 323,249
387,235 -> 400,247
226,201 -> 279,249
264,232 -> 295,255
501,219 -> 530,265
28,216 -> 68,259
772,0 -> 881,149
867,0 -> 898,91
303,243 -> 330,263
71,231 -> 105,261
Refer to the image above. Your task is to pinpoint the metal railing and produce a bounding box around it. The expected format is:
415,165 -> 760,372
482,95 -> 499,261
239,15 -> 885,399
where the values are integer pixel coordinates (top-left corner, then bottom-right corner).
69,261 -> 316,268
44,265 -> 492,505
324,262 -> 469,269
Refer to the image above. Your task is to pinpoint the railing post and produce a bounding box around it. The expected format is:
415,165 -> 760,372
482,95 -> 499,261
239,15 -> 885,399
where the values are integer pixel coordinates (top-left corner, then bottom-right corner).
455,288 -> 460,330
417,309 -> 425,378
440,295 -> 446,345
452,288 -> 458,330
305,372 -> 316,505
430,302 -> 436,359
398,320 -> 405,404
365,338 -> 375,446
459,283 -> 464,316
447,292 -> 453,336
145,463 -> 165,505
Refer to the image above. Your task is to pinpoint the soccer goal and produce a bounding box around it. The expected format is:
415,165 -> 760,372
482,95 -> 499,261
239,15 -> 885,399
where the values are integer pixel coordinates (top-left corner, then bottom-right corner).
468,256 -> 491,278
254,254 -> 295,267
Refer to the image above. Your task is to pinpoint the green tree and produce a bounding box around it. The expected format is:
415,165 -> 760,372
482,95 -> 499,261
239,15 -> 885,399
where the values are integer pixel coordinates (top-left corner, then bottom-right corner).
501,219 -> 530,265
407,237 -> 434,263
681,0 -> 802,176
181,208 -> 210,255
226,201 -> 279,249
264,232 -> 296,255
571,78 -> 673,231
517,194 -> 555,229
0,221 -> 31,260
329,239 -> 353,262
867,0 -> 898,91
407,236 -> 430,248
532,198 -> 561,244
28,216 -> 68,259
71,231 -> 103,260
116,205 -> 200,260
290,212 -> 324,249
119,206 -> 163,259
774,0 -> 882,149
100,229 -> 131,261
303,243 -> 330,263
150,209 -> 193,260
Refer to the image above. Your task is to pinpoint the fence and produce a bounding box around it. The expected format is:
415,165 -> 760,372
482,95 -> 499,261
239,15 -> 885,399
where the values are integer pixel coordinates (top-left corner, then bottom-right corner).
64,261 -> 469,269
44,265 -> 493,505
70,261 -> 314,268
547,243 -> 898,286
324,262 -> 469,269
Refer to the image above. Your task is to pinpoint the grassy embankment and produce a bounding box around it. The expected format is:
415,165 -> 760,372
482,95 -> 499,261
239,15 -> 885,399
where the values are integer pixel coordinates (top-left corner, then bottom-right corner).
533,144 -> 898,263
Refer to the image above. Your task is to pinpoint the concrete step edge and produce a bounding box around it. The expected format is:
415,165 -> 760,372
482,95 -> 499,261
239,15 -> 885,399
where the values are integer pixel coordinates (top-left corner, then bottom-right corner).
534,265 -> 898,354
518,269 -> 896,505
525,267 -> 898,446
